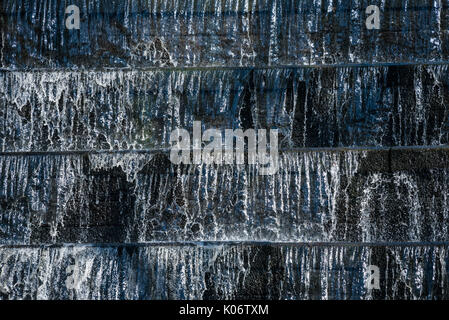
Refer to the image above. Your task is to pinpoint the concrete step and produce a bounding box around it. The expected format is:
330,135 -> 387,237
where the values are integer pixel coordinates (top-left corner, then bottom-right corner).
1,65 -> 449,151
0,242 -> 447,300
1,0 -> 448,68
1,147 -> 449,244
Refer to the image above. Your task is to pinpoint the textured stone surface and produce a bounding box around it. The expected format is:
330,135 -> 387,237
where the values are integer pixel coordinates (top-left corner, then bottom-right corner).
1,65 -> 449,151
1,148 -> 449,244
1,0 -> 449,301
0,243 -> 447,300
1,0 -> 449,68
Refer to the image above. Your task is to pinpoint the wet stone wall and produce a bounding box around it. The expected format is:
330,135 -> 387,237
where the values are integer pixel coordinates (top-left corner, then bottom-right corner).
1,0 -> 449,300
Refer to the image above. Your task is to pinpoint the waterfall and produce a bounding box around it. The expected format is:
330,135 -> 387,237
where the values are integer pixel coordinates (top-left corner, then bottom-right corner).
1,0 -> 449,300
1,0 -> 448,68
1,66 -> 449,152
0,243 -> 447,300
1,149 -> 449,245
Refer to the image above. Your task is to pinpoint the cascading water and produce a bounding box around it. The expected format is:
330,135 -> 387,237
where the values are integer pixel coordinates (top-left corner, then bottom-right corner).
1,149 -> 449,245
0,243 -> 447,300
1,0 -> 449,68
1,0 -> 449,300
1,66 -> 449,151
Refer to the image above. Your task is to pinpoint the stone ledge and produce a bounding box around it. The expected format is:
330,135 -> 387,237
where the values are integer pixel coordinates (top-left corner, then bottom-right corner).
2,0 -> 449,68
1,147 -> 449,244
0,242 -> 447,299
2,66 -> 449,151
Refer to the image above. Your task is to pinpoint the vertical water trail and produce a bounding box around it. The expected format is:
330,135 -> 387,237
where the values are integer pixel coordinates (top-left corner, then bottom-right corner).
1,244 -> 447,300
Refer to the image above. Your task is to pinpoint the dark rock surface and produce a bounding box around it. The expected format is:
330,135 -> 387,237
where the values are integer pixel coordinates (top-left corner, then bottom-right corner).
0,243 -> 447,300
1,0 -> 449,68
1,148 -> 449,244
1,66 -> 449,151
1,0 -> 449,300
